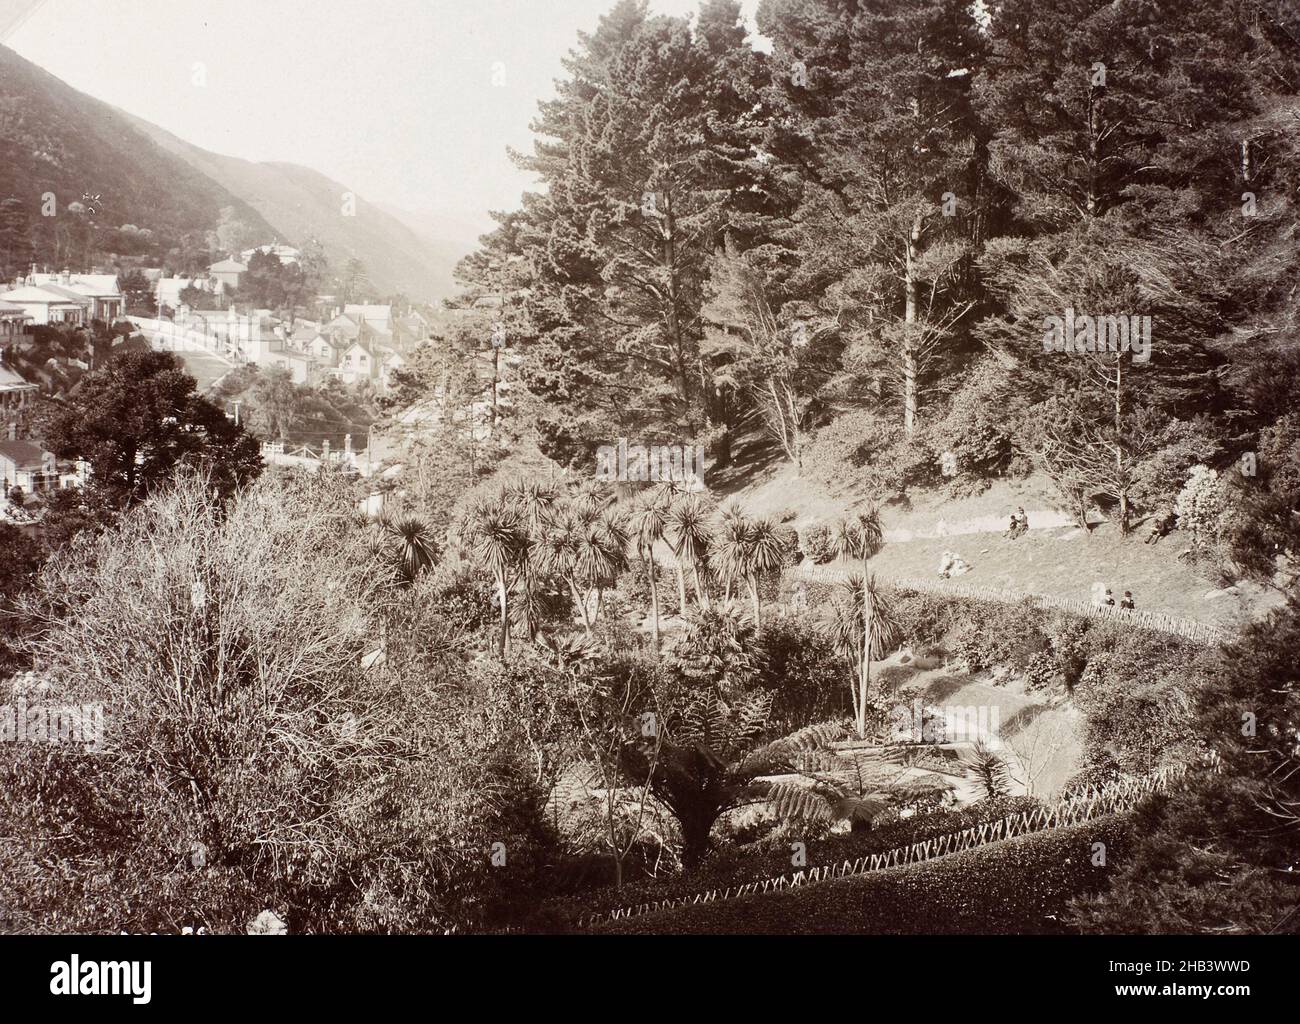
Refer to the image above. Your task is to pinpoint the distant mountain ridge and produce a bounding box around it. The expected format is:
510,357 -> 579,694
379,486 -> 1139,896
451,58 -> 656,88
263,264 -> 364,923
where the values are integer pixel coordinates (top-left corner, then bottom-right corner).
0,44 -> 461,302
123,115 -> 465,302
0,43 -> 276,253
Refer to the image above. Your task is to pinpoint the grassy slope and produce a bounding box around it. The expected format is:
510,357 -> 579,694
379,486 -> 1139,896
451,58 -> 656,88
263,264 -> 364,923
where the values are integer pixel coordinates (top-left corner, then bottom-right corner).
890,663 -> 1084,799
718,455 -> 1277,628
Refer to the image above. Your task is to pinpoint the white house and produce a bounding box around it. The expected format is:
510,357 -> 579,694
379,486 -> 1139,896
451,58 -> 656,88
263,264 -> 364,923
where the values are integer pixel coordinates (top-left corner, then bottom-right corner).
0,440 -> 66,496
343,304 -> 393,332
0,284 -> 88,326
208,257 -> 248,292
28,272 -> 125,322
0,362 -> 39,414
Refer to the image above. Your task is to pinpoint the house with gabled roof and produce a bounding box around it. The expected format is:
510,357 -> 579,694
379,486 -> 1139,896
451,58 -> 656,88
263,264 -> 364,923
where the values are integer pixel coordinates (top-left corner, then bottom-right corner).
29,272 -> 125,322
0,284 -> 88,326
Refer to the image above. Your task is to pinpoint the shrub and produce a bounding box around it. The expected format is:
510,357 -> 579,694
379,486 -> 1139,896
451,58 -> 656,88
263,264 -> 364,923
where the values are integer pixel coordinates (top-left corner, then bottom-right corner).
928,357 -> 1024,482
1071,630 -> 1210,775
800,523 -> 836,564
802,409 -> 896,490
890,588 -> 959,650
949,600 -> 1049,673
754,617 -> 847,732
0,474 -> 561,934
1174,464 -> 1231,549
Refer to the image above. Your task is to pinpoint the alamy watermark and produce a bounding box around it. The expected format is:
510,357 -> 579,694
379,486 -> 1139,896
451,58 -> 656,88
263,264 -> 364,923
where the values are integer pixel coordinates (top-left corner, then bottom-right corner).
1,700 -> 105,752
889,700 -> 1000,746
595,438 -> 708,489
1042,307 -> 1151,363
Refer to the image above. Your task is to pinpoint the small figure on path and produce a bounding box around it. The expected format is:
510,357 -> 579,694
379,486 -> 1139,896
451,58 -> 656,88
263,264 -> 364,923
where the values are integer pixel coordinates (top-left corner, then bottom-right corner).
1004,507 -> 1029,539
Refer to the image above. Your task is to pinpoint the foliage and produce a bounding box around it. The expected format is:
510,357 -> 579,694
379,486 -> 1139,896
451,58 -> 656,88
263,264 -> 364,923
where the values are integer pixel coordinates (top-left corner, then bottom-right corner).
1069,596 -> 1300,934
43,349 -> 262,508
799,522 -> 835,564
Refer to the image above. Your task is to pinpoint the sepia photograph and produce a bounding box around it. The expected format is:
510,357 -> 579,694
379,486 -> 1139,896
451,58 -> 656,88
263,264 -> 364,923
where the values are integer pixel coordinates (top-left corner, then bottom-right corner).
0,0 -> 1297,1008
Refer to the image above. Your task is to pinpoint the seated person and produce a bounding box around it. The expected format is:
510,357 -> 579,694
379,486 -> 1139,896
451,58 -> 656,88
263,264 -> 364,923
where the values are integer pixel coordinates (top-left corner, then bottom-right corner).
938,550 -> 956,578
1103,588 -> 1116,607
1145,509 -> 1175,545
1120,591 -> 1135,610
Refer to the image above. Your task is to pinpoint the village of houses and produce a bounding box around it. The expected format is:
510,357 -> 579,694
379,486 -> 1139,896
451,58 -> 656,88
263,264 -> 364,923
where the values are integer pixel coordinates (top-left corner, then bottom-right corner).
0,243 -> 508,523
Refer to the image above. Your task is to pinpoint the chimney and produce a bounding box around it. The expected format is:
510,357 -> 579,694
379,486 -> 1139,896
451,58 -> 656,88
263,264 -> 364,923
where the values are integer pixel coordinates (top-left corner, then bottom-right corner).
61,268 -> 72,285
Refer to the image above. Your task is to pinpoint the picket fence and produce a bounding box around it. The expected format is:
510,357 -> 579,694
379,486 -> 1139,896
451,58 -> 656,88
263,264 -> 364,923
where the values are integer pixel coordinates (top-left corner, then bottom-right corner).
788,564 -> 1232,647
578,761 -> 1192,928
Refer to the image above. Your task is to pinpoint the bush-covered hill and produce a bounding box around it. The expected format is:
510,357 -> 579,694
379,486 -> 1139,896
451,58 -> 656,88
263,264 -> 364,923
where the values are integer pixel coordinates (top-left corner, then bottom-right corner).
0,43 -> 275,266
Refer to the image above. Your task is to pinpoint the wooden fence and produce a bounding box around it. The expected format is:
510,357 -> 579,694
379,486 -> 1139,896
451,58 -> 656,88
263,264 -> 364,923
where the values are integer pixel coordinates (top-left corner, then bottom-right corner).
579,761 -> 1193,928
787,564 -> 1232,647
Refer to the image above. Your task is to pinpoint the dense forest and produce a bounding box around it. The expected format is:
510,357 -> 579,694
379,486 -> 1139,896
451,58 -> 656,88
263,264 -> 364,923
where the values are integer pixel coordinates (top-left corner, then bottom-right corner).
459,0 -> 1300,562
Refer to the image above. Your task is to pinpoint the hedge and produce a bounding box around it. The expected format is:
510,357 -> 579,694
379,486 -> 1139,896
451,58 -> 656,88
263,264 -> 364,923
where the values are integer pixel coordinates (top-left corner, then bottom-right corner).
549,796 -> 1042,928
591,815 -> 1133,934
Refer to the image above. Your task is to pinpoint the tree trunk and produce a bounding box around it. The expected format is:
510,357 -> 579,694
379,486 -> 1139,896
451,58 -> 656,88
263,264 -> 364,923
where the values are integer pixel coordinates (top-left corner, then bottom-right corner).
749,576 -> 762,633
680,813 -> 715,869
903,215 -> 922,437
675,564 -> 688,616
858,558 -> 872,739
647,556 -> 660,656
569,578 -> 591,631
693,564 -> 711,610
496,573 -> 509,658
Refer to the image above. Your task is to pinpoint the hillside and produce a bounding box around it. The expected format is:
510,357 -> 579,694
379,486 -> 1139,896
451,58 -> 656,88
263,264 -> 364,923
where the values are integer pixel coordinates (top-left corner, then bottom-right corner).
0,43 -> 459,301
375,202 -> 482,299
123,114 -> 463,302
0,43 -> 275,254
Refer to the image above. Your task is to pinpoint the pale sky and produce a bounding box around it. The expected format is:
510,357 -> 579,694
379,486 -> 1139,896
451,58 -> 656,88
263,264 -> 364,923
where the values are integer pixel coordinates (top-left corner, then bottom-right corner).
6,0 -> 766,244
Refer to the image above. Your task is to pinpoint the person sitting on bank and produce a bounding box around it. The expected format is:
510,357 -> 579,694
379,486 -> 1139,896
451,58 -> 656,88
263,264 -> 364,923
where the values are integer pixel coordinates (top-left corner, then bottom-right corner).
1120,591 -> 1135,610
1103,588 -> 1116,607
938,550 -> 971,579
1145,509 -> 1175,545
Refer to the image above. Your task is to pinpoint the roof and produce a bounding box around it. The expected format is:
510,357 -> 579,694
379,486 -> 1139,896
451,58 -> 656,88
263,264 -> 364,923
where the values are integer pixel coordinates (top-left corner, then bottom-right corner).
209,258 -> 248,273
30,273 -> 122,298
35,284 -> 94,306
345,304 -> 392,318
0,286 -> 87,306
0,440 -> 46,468
0,364 -> 38,391
0,301 -> 32,319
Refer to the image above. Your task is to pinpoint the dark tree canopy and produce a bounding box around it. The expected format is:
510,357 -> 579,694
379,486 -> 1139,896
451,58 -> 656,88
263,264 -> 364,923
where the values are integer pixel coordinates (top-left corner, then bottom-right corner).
44,348 -> 263,504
